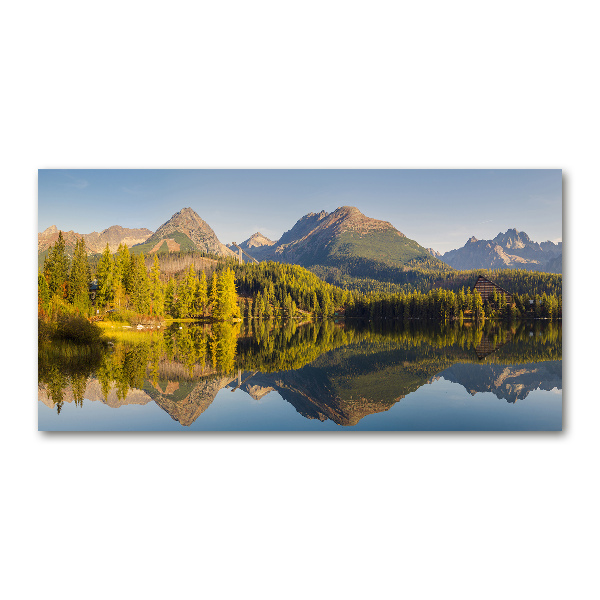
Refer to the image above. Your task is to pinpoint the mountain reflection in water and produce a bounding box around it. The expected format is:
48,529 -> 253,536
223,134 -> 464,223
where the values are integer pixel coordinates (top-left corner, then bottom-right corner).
38,320 -> 562,430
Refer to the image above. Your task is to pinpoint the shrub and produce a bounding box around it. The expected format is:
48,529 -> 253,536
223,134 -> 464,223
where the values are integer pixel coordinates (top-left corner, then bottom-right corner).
105,309 -> 164,326
38,318 -> 54,344
54,314 -> 104,344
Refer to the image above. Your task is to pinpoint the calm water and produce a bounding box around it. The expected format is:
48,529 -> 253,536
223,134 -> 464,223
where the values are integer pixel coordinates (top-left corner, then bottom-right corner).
38,320 -> 562,431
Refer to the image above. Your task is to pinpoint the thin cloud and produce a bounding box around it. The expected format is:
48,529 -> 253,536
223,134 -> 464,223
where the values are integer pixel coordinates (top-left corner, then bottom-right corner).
122,184 -> 144,194
64,173 -> 89,189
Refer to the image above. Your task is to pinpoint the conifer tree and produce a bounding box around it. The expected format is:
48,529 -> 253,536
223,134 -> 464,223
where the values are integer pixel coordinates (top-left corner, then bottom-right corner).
196,270 -> 208,318
114,243 -> 131,308
68,237 -> 91,315
95,244 -> 114,308
43,231 -> 70,298
164,278 -> 176,317
212,268 -> 239,321
178,264 -> 197,318
129,253 -> 151,313
209,273 -> 218,317
149,254 -> 164,316
472,289 -> 484,321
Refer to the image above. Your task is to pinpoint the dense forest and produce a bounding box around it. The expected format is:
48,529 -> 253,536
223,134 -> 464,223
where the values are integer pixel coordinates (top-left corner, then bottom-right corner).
38,232 -> 562,344
39,233 -> 241,328
311,262 -> 562,297
347,286 -> 562,321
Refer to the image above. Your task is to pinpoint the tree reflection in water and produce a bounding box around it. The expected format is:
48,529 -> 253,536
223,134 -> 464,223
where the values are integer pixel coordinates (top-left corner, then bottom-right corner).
38,320 -> 562,425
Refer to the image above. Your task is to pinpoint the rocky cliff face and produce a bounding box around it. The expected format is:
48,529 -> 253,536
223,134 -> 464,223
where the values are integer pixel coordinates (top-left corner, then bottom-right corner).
441,229 -> 562,273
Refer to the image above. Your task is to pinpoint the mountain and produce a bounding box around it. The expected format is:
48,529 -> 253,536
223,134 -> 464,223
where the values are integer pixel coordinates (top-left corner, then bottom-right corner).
237,206 -> 448,274
38,224 -> 152,256
239,232 -> 276,250
131,207 -> 236,257
441,229 -> 562,273
227,232 -> 276,259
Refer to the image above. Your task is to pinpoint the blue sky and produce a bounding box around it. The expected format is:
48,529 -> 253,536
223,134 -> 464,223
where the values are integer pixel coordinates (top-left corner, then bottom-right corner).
38,169 -> 562,253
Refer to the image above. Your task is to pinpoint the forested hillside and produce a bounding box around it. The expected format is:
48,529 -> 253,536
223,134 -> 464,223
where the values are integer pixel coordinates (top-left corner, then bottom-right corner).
313,264 -> 562,298
38,230 -> 562,347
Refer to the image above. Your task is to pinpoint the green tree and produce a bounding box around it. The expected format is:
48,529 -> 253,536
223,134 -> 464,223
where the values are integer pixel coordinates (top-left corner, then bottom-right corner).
195,270 -> 208,317
149,254 -> 164,315
164,278 -> 176,317
113,243 -> 131,308
43,231 -> 70,298
212,268 -> 240,321
472,289 -> 484,321
177,264 -> 198,318
129,253 -> 150,313
68,237 -> 91,315
95,244 -> 114,309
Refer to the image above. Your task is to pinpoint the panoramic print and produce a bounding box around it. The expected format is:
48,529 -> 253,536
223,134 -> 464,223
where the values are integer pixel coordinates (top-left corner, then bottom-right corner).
38,170 -> 562,431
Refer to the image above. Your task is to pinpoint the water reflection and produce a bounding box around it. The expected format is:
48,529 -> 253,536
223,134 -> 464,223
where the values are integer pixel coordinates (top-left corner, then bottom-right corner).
38,320 -> 562,429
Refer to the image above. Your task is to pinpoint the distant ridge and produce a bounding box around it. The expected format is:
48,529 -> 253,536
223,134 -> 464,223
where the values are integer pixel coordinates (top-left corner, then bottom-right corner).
228,232 -> 276,254
38,224 -> 152,255
441,229 -> 562,273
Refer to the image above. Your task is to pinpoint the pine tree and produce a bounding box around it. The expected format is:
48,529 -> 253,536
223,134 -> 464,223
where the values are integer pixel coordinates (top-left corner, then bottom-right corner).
212,268 -> 239,321
209,273 -> 218,317
149,254 -> 164,316
129,253 -> 150,313
178,264 -> 197,318
43,231 -> 70,298
473,289 -> 484,321
114,243 -> 131,308
68,237 -> 91,315
164,278 -> 176,317
195,270 -> 208,318
95,244 -> 114,309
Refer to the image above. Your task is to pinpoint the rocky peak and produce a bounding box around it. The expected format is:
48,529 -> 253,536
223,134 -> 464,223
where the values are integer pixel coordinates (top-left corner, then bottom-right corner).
153,207 -> 235,258
493,228 -> 533,249
442,228 -> 562,273
426,248 -> 441,258
244,232 -> 276,248
323,206 -> 400,236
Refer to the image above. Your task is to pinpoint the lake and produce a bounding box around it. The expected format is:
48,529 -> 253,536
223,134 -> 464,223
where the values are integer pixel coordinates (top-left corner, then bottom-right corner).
38,319 -> 562,431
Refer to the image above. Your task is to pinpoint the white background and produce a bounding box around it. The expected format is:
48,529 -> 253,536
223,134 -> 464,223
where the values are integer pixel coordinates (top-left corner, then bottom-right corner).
0,1 -> 596,599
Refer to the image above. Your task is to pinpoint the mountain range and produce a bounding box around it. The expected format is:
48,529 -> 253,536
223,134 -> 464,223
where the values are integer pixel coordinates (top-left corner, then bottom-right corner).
440,229 -> 562,273
39,207 -> 562,274
230,206 -> 447,279
38,224 -> 153,255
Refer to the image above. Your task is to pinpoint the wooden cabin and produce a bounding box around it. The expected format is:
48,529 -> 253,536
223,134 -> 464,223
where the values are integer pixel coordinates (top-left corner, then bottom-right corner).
88,279 -> 99,302
473,275 -> 513,305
